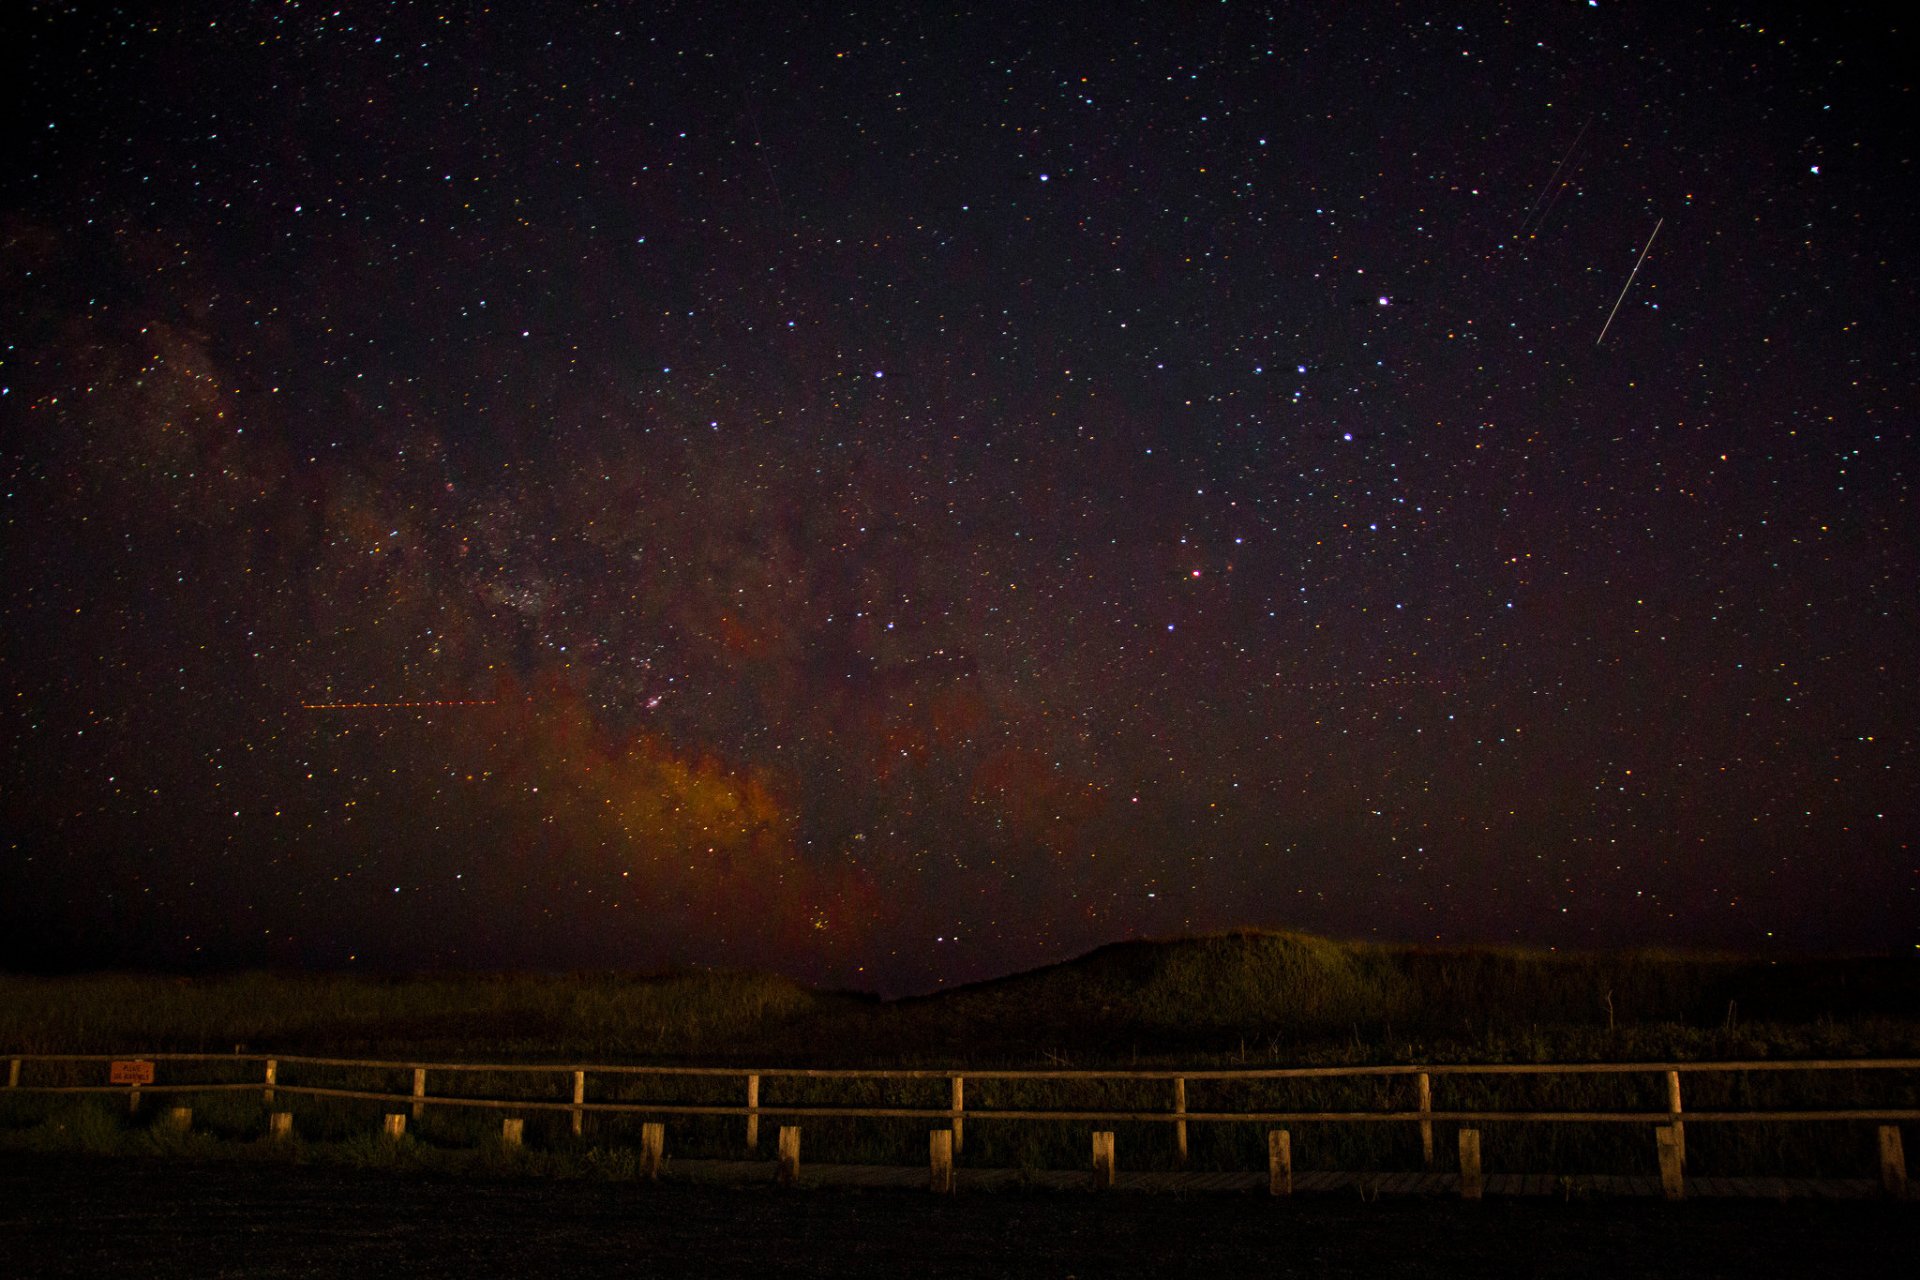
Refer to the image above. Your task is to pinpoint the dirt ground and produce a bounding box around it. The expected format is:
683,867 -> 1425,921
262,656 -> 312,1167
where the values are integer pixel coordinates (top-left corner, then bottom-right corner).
0,1153 -> 1910,1279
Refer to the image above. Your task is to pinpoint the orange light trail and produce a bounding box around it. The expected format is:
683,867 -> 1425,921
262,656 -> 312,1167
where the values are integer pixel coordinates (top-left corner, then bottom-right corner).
299,700 -> 499,710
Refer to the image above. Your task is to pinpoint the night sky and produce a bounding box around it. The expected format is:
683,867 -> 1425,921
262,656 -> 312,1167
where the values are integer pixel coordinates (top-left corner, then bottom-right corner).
3,3 -> 1914,993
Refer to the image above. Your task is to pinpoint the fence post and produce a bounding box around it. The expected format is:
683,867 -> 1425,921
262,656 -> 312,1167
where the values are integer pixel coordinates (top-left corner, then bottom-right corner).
269,1111 -> 293,1141
501,1118 -> 524,1149
412,1067 -> 428,1121
777,1125 -> 801,1187
640,1122 -> 665,1180
1656,1125 -> 1684,1200
1665,1070 -> 1685,1169
1092,1130 -> 1116,1190
930,1129 -> 954,1194
1173,1077 -> 1188,1167
1458,1129 -> 1483,1200
383,1113 -> 407,1141
1879,1126 -> 1907,1200
1417,1071 -> 1434,1168
263,1058 -> 276,1104
7,1059 -> 18,1088
745,1074 -> 760,1150
951,1076 -> 965,1155
571,1070 -> 586,1137
1268,1130 -> 1292,1197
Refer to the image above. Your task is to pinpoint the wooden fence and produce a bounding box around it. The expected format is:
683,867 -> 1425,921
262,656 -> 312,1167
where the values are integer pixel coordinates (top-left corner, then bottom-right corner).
5,1053 -> 1914,1200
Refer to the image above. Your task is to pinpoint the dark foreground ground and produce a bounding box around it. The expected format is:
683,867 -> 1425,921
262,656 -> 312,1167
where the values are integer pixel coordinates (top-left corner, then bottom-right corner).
0,1153 -> 1911,1279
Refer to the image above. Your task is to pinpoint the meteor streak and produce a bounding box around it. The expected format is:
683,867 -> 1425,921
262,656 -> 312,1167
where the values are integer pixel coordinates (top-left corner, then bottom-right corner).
1595,216 -> 1663,346
299,700 -> 498,710
1516,113 -> 1593,241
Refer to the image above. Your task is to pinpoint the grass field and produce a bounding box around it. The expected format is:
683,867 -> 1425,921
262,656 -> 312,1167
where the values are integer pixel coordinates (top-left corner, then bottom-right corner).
2,930 -> 1915,1182
6,1153 -> 1913,1280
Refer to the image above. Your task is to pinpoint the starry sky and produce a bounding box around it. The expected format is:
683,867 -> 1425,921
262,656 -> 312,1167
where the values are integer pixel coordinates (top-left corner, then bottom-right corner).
3,2 -> 1914,993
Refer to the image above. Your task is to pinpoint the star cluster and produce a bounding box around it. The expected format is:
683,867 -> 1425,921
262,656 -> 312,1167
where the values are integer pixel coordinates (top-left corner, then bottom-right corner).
2,3 -> 1913,991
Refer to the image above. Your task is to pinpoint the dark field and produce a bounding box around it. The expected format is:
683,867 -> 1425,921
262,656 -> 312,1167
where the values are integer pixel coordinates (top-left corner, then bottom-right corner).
0,1152 -> 1912,1279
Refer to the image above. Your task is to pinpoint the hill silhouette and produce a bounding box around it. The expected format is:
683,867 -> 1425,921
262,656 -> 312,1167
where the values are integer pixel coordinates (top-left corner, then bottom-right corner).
4,929 -> 1915,1065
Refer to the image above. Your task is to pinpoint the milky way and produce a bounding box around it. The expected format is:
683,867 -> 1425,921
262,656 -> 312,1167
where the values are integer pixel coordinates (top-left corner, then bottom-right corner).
3,3 -> 1913,991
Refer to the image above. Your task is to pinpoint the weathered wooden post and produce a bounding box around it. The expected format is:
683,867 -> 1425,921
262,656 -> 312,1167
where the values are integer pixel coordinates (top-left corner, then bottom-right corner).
777,1125 -> 801,1187
7,1059 -> 19,1088
1416,1072 -> 1434,1168
1665,1070 -> 1685,1168
929,1129 -> 955,1194
745,1074 -> 760,1150
411,1067 -> 428,1121
951,1076 -> 965,1155
269,1111 -> 294,1141
1173,1077 -> 1188,1167
640,1122 -> 665,1180
1879,1126 -> 1907,1200
383,1113 -> 408,1141
1267,1130 -> 1292,1197
571,1070 -> 586,1137
263,1058 -> 277,1104
1458,1129 -> 1483,1201
1091,1130 -> 1116,1190
1656,1124 -> 1684,1200
164,1106 -> 192,1134
501,1118 -> 524,1149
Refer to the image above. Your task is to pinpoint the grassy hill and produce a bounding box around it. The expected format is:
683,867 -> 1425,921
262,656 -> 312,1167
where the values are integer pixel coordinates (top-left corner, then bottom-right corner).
5,929 -> 1916,1066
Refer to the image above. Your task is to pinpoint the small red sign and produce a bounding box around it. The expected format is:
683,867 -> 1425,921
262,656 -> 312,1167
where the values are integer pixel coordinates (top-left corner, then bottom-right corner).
109,1060 -> 155,1086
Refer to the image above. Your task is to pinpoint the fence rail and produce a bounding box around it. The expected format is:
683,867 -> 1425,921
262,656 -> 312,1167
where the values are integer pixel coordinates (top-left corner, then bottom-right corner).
13,1053 -> 1920,1075
5,1051 -> 1914,1200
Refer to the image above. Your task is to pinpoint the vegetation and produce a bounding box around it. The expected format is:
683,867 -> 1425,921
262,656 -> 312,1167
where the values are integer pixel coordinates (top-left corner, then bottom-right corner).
0,968 -> 837,1061
2,930 -> 1915,1182
3,928 -> 1914,1065
3,924 -> 1920,1066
